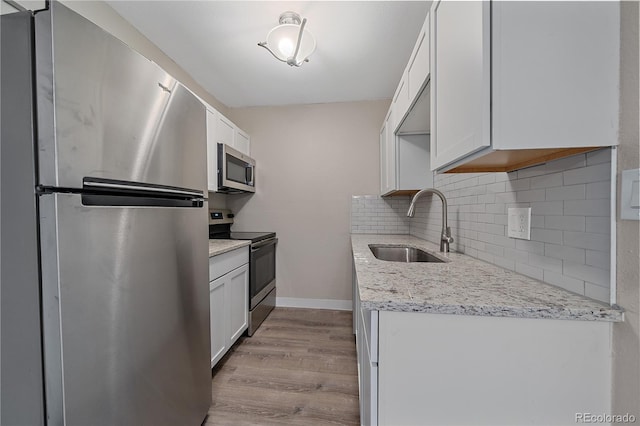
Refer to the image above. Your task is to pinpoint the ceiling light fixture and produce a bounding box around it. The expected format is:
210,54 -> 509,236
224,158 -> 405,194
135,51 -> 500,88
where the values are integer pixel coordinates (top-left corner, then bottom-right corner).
258,11 -> 316,67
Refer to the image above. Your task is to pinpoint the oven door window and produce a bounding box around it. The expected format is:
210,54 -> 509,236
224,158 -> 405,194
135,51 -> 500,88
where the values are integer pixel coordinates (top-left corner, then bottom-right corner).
226,155 -> 251,185
251,240 -> 276,301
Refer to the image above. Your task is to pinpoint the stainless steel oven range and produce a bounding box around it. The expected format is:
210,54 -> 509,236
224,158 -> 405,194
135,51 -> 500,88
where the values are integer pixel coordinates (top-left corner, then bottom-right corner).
209,210 -> 277,335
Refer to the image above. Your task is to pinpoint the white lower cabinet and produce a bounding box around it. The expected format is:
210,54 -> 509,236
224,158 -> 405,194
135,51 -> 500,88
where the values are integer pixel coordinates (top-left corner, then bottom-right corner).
354,280 -> 611,425
209,247 -> 249,368
355,283 -> 378,426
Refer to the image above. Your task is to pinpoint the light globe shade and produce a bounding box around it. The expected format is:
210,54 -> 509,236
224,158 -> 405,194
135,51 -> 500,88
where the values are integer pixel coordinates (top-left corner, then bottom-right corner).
266,23 -> 316,63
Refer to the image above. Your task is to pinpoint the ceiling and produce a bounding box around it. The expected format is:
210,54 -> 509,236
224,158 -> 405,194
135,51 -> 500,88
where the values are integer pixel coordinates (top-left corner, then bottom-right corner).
106,1 -> 431,108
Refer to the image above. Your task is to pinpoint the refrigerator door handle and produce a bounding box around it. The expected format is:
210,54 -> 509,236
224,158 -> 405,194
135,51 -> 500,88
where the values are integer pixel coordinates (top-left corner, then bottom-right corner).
83,177 -> 204,198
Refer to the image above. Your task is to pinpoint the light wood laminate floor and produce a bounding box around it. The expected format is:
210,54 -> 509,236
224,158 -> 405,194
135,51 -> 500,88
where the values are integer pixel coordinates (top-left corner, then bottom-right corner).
205,308 -> 360,426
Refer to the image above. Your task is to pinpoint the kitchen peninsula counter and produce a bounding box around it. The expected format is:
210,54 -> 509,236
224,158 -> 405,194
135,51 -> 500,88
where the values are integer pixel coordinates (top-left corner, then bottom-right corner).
351,234 -> 622,322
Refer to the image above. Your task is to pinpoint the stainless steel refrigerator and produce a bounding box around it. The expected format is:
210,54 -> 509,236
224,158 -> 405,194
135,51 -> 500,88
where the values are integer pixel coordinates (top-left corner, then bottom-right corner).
1,3 -> 210,425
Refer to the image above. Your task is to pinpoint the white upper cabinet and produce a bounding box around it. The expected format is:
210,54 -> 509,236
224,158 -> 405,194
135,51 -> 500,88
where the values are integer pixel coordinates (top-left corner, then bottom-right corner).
203,105 -> 251,192
430,0 -> 620,173
235,129 -> 250,156
380,11 -> 433,197
216,113 -> 235,147
393,15 -> 431,132
381,107 -> 433,197
392,77 -> 410,130
380,109 -> 394,196
430,0 -> 490,171
406,18 -> 430,109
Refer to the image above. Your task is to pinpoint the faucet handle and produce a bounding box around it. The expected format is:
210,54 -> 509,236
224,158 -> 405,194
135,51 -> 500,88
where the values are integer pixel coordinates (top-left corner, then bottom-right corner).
444,227 -> 454,243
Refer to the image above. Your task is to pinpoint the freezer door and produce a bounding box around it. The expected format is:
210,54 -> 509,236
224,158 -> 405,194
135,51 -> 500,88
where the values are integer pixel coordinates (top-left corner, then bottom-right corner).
35,3 -> 206,193
40,193 -> 210,426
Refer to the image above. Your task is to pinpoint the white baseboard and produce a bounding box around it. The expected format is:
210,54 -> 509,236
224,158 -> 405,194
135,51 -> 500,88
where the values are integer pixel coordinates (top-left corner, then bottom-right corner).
276,297 -> 352,311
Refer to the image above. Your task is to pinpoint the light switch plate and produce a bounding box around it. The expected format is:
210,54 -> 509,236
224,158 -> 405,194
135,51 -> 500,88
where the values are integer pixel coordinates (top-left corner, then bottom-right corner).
508,207 -> 531,240
621,168 -> 640,220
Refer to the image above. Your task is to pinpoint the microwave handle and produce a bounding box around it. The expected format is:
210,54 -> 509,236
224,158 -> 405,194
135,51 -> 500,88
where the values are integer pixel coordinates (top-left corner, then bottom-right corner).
246,166 -> 254,185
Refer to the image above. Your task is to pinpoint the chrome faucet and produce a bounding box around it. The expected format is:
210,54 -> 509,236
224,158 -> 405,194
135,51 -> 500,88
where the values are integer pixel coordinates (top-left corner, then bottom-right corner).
407,188 -> 454,253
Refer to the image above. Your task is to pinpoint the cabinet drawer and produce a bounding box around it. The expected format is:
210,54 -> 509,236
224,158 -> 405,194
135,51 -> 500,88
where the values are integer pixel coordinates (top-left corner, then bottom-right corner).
209,247 -> 249,281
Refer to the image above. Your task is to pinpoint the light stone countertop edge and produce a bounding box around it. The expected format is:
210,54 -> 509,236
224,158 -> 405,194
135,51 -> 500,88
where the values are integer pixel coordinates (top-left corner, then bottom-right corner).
209,240 -> 251,257
351,234 -> 623,322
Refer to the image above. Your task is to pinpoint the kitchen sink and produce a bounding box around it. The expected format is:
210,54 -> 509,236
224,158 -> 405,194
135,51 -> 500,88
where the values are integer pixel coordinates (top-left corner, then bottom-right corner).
368,244 -> 446,263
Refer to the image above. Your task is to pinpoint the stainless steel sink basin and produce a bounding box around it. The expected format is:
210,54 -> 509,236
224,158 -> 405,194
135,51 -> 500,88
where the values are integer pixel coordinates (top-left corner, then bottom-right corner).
368,244 -> 445,263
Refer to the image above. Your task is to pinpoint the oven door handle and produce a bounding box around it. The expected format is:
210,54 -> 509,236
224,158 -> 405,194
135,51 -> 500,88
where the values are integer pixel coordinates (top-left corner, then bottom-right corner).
251,237 -> 278,251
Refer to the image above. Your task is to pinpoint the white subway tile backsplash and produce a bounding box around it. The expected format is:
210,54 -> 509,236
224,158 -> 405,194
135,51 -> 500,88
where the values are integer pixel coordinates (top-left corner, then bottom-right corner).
545,153 -> 587,172
563,230 -> 610,252
351,151 -> 611,303
586,249 -> 611,270
516,189 -> 546,202
531,215 -> 545,228
486,203 -> 506,214
350,195 -> 410,235
515,262 -> 544,281
563,162 -> 611,185
544,215 -> 586,232
486,182 -> 507,193
478,174 -> 497,185
545,184 -> 586,201
485,243 -> 505,257
528,253 -> 563,273
531,172 -> 563,189
504,247 -> 530,263
530,201 -> 564,216
585,282 -> 610,301
477,251 -> 495,264
564,261 -> 610,287
518,164 -> 548,178
531,228 -> 564,244
515,239 -> 545,254
586,181 -> 611,199
406,149 -> 611,303
587,149 -> 612,166
544,243 -> 586,263
543,271 -> 585,294
509,178 -> 531,191
586,217 -> 610,234
564,199 -> 610,216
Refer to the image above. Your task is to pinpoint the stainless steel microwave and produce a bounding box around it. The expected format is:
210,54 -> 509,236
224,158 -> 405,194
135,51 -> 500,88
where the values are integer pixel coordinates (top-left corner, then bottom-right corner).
217,143 -> 256,193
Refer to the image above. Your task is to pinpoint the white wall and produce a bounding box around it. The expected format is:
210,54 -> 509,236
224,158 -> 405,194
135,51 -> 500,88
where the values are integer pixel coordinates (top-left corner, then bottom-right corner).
59,0 -> 228,115
227,101 -> 389,303
612,1 -> 640,420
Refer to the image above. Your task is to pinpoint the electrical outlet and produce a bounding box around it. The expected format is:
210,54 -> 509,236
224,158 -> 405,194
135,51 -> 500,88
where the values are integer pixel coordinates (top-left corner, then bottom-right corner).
508,207 -> 531,240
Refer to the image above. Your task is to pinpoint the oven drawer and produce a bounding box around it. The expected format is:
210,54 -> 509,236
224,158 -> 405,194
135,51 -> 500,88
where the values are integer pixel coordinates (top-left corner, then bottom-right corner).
209,246 -> 249,281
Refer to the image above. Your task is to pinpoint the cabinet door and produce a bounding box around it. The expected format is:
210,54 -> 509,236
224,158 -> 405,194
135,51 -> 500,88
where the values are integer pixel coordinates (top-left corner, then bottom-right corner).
430,0 -> 491,170
209,276 -> 226,367
379,121 -> 388,196
227,264 -> 249,344
380,109 -> 396,196
235,129 -> 250,156
216,113 -> 235,147
491,1 -> 620,150
206,110 -> 218,192
355,283 -> 378,426
407,18 -> 429,103
393,76 -> 409,130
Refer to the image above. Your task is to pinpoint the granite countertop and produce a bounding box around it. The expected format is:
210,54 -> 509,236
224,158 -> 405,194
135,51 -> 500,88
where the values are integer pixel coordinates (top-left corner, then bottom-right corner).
209,240 -> 251,257
352,234 -> 623,322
